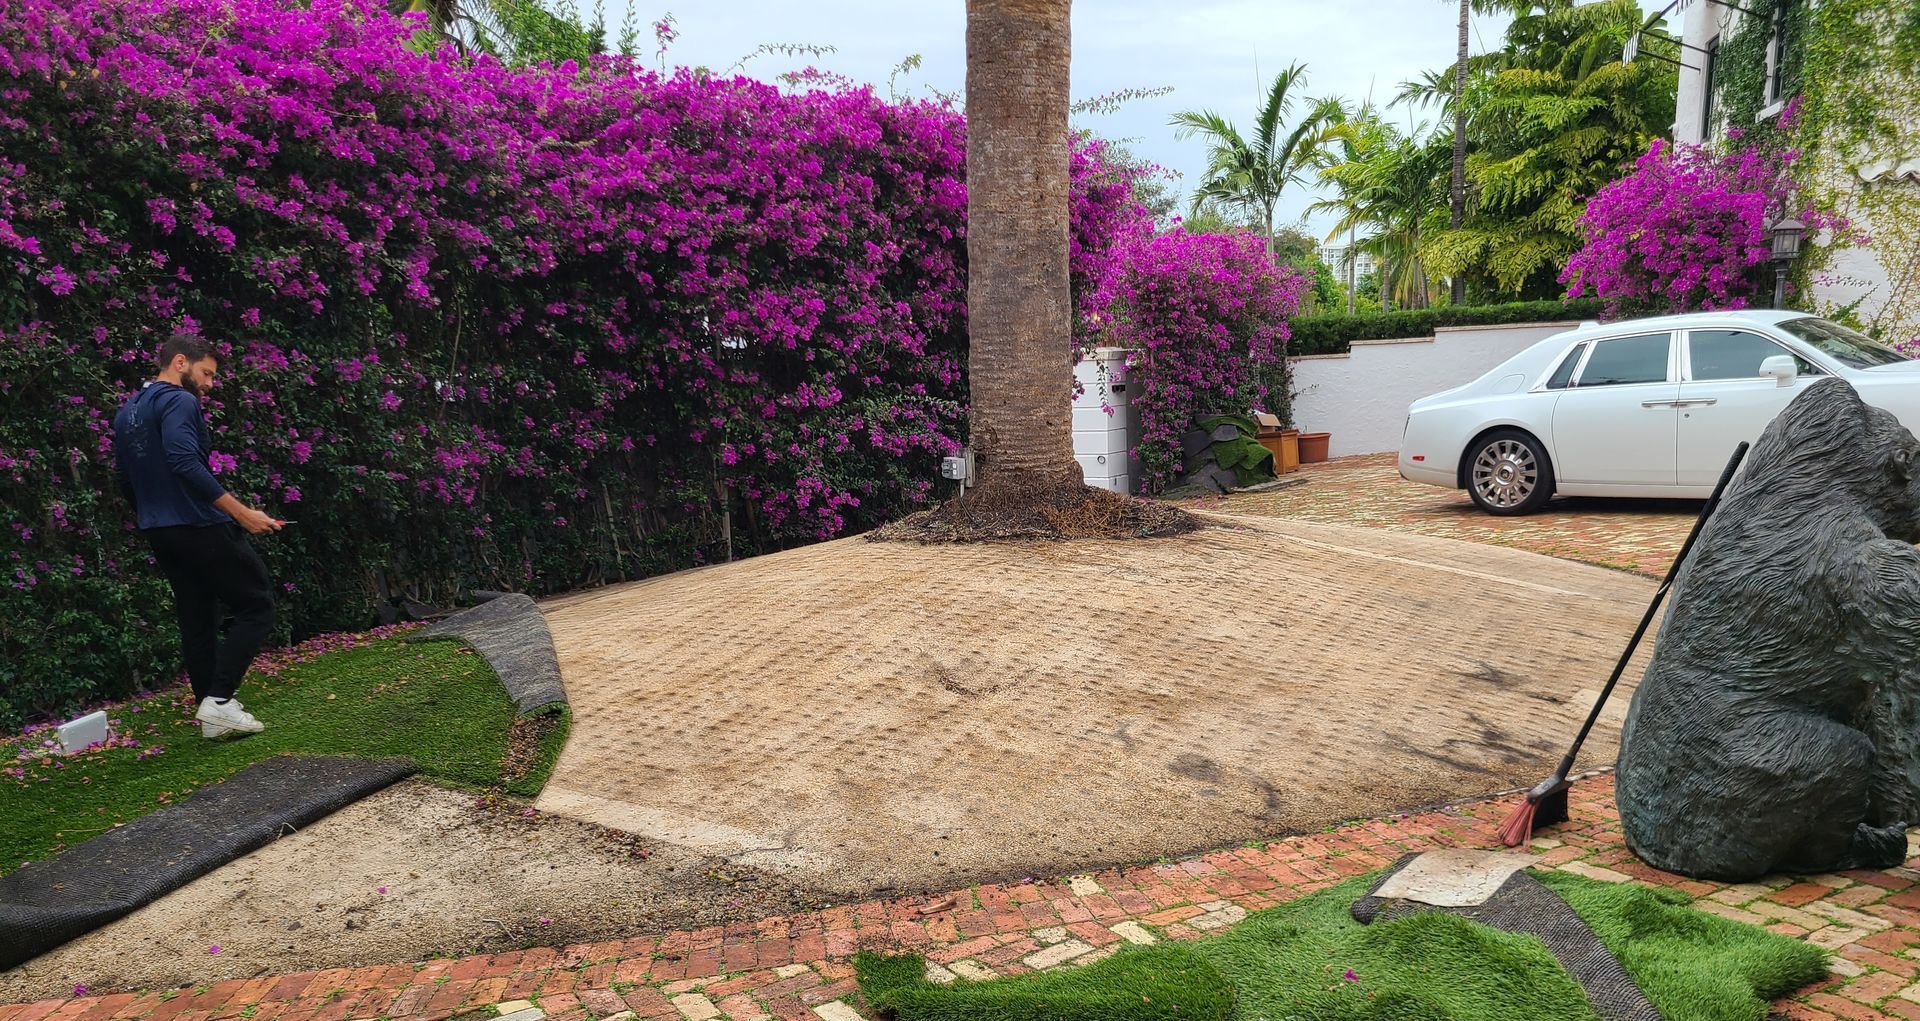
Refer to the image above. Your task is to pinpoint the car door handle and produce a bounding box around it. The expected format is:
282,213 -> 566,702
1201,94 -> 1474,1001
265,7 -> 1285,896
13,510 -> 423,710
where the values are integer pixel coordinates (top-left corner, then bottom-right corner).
1642,400 -> 1681,408
1675,398 -> 1718,407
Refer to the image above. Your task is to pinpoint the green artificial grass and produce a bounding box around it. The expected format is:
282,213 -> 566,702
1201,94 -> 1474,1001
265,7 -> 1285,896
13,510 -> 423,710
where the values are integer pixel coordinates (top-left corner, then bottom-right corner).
856,872 -> 1826,1021
1538,871 -> 1827,1021
860,945 -> 1234,1021
0,635 -> 567,875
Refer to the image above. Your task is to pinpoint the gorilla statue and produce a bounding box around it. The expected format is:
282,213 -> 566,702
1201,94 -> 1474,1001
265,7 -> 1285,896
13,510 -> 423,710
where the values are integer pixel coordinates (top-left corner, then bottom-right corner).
1616,378 -> 1920,881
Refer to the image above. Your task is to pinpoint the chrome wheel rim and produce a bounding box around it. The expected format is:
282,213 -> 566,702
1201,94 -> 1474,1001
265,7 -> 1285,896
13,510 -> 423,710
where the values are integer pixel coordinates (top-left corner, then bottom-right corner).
1472,439 -> 1539,509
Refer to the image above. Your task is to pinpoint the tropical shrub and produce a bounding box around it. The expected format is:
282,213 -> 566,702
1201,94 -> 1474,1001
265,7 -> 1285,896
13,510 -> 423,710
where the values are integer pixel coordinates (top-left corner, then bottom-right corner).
1561,110 -> 1860,316
1288,298 -> 1603,355
1086,232 -> 1304,492
1417,0 -> 1679,300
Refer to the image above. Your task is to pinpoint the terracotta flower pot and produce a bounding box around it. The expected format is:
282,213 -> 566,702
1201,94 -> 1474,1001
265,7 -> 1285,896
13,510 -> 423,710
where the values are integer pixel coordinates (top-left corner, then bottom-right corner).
1298,432 -> 1331,463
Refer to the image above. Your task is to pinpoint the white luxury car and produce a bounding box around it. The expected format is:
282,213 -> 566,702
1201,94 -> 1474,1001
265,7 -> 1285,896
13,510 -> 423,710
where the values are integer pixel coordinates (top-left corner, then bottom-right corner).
1397,311 -> 1920,514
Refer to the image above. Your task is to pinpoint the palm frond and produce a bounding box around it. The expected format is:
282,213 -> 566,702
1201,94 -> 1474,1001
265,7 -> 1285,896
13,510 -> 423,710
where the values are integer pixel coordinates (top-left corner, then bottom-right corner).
1251,63 -> 1307,161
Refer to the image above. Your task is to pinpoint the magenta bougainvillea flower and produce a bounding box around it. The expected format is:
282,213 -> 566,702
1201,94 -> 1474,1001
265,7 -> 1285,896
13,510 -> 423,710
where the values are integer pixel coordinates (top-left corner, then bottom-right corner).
1562,102 -> 1860,316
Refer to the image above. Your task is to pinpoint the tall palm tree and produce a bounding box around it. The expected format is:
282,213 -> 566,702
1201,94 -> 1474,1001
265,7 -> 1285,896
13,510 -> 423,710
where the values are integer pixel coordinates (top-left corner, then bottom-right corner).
1402,1 -> 1529,301
1171,64 -> 1346,256
1309,111 -> 1448,310
964,0 -> 1082,492
395,0 -> 610,65
1450,0 -> 1469,305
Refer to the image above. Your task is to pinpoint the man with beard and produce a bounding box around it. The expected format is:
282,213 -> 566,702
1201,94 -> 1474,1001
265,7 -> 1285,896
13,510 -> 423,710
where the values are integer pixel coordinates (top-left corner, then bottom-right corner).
113,333 -> 284,738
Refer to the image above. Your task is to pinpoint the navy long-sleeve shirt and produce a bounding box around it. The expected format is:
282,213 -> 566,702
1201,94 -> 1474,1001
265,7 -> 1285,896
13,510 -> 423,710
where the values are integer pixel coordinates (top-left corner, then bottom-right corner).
112,381 -> 230,529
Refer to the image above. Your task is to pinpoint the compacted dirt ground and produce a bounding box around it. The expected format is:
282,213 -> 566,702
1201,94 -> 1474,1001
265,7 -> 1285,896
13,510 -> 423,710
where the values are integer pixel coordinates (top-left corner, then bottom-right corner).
535,514 -> 1656,899
0,783 -> 832,1001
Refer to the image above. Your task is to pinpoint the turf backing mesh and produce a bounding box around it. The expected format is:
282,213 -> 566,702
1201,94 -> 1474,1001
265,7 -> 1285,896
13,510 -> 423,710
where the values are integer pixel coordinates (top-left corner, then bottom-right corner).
421,594 -> 566,715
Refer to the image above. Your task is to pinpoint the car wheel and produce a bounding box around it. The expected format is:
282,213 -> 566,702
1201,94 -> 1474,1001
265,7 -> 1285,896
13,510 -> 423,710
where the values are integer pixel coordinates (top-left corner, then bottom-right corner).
1466,430 -> 1553,516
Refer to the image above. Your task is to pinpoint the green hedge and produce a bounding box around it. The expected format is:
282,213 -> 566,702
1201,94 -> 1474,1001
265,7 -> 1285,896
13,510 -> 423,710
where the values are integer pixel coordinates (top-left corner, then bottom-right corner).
1289,299 -> 1606,355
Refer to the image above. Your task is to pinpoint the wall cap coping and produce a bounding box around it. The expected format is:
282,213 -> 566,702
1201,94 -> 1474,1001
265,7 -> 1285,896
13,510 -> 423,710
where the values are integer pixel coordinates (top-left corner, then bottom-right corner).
1290,319 -> 1586,362
1431,319 -> 1583,335
1349,336 -> 1436,348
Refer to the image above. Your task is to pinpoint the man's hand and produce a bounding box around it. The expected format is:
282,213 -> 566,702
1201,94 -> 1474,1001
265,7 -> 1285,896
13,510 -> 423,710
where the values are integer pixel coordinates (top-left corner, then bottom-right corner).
235,507 -> 284,535
215,494 -> 283,534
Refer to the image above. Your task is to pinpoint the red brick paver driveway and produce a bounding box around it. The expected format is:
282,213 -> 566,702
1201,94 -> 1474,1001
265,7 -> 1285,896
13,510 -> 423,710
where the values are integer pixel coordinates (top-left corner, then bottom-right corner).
1205,453 -> 1698,578
9,779 -> 1918,1021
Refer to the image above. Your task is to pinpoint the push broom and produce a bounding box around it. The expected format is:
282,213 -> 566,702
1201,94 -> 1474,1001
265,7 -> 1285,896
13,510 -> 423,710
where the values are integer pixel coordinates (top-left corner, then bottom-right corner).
1496,440 -> 1750,848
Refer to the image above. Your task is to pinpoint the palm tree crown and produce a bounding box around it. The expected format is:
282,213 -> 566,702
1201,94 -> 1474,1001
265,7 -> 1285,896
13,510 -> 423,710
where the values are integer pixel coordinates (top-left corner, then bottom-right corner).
1171,64 -> 1345,255
1308,108 -> 1448,310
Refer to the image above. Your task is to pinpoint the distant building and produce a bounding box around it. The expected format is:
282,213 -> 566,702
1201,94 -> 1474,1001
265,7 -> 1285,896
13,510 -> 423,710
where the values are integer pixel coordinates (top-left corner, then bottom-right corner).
1315,244 -> 1375,284
1672,0 -> 1919,345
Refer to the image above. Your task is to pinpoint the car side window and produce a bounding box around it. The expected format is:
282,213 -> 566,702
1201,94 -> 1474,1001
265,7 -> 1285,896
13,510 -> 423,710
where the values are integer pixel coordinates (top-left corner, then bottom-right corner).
1573,333 -> 1672,387
1543,343 -> 1585,390
1687,329 -> 1819,380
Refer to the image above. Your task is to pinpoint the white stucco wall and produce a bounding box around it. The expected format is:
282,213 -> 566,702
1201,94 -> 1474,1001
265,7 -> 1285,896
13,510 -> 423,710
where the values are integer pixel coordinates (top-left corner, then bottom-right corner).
1822,102 -> 1920,346
1670,0 -> 1919,344
1673,0 -> 1734,145
1289,321 -> 1580,458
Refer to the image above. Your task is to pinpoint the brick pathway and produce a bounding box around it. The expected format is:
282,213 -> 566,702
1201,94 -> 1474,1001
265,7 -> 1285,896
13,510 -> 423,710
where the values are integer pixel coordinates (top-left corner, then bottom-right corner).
11,777 -> 1920,1021
1206,453 -> 1698,578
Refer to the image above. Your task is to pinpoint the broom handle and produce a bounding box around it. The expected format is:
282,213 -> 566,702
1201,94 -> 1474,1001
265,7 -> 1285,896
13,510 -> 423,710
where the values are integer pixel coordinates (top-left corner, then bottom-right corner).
1545,440 -> 1750,784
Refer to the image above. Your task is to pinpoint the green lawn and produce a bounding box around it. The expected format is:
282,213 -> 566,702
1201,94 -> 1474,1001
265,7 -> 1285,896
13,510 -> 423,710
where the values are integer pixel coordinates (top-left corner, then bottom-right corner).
858,870 -> 1824,1021
0,635 -> 567,875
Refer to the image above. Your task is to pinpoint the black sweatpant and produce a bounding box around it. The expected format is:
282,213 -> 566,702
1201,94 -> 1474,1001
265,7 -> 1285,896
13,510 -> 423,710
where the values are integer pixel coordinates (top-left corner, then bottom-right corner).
143,522 -> 276,703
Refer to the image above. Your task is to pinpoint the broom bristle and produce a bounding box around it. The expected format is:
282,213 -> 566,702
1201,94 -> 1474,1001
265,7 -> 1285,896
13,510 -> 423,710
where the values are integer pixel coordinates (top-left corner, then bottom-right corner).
1496,797 -> 1537,848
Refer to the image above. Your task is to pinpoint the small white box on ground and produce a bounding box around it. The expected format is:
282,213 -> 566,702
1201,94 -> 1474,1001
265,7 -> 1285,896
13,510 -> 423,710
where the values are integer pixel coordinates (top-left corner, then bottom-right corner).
57,711 -> 109,753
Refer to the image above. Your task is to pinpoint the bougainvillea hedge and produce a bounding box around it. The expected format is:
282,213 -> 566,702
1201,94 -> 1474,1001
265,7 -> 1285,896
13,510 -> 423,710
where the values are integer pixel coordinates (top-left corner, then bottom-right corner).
1088,232 -> 1303,491
0,0 -> 1297,726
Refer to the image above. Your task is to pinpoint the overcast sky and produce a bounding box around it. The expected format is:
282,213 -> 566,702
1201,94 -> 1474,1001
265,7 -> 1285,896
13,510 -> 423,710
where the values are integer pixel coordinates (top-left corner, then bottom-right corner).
608,1 -> 1677,242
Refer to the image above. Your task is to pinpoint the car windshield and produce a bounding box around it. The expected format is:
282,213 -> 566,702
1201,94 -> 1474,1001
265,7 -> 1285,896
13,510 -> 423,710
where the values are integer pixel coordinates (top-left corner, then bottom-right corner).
1777,317 -> 1911,369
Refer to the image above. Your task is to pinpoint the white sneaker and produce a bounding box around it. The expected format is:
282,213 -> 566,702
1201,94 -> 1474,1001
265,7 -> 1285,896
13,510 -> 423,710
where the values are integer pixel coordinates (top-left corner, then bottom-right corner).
195,697 -> 264,734
201,721 -> 234,739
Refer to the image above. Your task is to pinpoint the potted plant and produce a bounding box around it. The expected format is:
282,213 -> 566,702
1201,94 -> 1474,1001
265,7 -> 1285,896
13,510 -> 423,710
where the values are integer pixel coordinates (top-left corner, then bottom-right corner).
1298,430 -> 1331,463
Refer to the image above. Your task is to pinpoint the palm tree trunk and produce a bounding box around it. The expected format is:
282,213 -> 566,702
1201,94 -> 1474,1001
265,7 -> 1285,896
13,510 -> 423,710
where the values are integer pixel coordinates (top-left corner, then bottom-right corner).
1450,0 -> 1468,305
1346,225 -> 1356,315
965,0 -> 1082,489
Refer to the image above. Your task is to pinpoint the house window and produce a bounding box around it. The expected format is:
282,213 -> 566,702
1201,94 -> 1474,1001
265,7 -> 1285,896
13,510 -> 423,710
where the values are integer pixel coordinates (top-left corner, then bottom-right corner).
1701,36 -> 1720,137
1764,1 -> 1800,110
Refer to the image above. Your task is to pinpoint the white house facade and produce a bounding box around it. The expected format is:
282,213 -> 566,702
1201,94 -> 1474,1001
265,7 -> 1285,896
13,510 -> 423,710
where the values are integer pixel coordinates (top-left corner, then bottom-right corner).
1671,0 -> 1920,347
